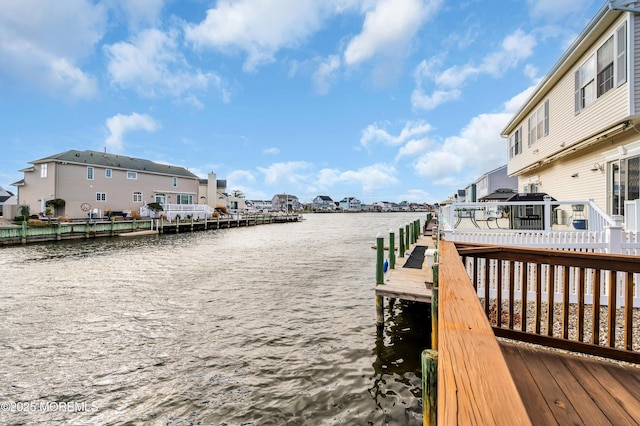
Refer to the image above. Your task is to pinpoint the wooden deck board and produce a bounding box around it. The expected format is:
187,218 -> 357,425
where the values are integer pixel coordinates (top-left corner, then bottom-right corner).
501,341 -> 640,425
375,236 -> 434,303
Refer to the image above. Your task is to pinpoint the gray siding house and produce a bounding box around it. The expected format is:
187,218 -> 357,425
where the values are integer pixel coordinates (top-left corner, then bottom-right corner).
312,195 -> 335,211
13,150 -> 199,218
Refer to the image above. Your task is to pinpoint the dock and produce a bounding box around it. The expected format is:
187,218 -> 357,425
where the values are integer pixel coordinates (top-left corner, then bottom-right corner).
375,235 -> 434,303
374,215 -> 640,425
374,215 -> 438,305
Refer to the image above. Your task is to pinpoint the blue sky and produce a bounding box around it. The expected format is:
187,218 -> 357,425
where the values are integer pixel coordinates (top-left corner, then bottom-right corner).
0,0 -> 603,204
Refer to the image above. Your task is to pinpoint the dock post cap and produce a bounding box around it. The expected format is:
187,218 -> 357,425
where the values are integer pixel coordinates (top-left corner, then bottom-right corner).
376,232 -> 384,238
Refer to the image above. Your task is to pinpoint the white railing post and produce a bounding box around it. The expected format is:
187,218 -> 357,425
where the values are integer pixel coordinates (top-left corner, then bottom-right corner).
606,215 -> 624,254
543,195 -> 552,232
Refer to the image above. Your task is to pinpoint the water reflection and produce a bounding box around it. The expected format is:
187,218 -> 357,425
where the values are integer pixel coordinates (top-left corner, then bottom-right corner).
370,300 -> 431,424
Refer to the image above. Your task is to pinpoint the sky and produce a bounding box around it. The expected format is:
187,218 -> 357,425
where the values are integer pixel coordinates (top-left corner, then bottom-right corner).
0,0 -> 604,204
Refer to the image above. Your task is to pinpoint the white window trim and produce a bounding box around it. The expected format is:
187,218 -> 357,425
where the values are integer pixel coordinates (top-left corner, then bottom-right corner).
133,192 -> 143,203
127,171 -> 138,180
87,167 -> 94,180
40,164 -> 48,178
96,192 -> 107,202
105,169 -> 112,178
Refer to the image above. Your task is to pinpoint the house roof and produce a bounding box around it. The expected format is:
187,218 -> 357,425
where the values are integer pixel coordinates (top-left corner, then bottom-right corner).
316,195 -> 333,201
502,4 -> 621,135
31,150 -> 199,179
478,188 -> 517,201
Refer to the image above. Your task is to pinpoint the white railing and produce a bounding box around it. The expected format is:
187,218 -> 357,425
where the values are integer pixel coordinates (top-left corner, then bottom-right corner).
140,203 -> 216,221
625,199 -> 640,232
440,199 -> 640,255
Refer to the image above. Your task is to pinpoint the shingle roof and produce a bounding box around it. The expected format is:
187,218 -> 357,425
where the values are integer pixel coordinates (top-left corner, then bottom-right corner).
32,150 -> 198,179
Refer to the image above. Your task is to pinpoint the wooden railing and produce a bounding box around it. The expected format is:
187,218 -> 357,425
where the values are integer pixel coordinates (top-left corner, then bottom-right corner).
436,241 -> 531,425
456,242 -> 640,363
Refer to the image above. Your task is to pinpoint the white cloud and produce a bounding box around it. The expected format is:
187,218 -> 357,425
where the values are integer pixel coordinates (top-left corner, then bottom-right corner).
0,0 -> 104,99
317,164 -> 398,193
184,0 -> 327,72
115,0 -> 165,30
262,147 -> 280,155
228,169 -> 256,183
396,138 -> 432,161
360,120 -> 433,149
343,0 -> 442,66
105,28 -> 228,104
312,55 -> 341,95
105,113 -> 161,152
412,29 -> 537,110
412,89 -> 531,186
258,161 -> 313,186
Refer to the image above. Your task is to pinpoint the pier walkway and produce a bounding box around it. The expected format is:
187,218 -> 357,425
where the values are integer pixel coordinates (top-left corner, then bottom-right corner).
374,234 -> 435,304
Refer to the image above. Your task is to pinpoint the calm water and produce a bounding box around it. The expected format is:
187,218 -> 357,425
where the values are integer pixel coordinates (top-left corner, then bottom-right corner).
0,213 -> 431,425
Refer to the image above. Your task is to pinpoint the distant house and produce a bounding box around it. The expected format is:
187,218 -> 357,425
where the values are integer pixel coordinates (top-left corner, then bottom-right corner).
0,186 -> 15,217
502,3 -> 640,217
246,199 -> 272,213
13,150 -> 199,218
475,165 -> 518,201
373,201 -> 400,212
339,197 -> 362,212
272,194 -> 301,212
312,195 -> 335,211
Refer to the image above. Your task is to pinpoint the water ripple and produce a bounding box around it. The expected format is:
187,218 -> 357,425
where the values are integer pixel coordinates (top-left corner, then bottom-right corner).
0,213 -> 429,425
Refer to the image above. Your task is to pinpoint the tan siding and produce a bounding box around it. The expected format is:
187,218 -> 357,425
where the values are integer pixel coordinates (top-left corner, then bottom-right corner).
519,130 -> 640,213
508,15 -> 631,176
55,164 -> 198,217
634,13 -> 640,113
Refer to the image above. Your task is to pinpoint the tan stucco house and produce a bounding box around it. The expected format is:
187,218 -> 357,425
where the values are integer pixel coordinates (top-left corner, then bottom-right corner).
502,2 -> 640,218
12,150 -> 199,218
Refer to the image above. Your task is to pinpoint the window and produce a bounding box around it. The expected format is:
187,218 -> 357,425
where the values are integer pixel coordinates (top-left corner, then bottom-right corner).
87,167 -> 94,180
575,54 -> 596,112
133,192 -> 143,203
96,192 -> 107,202
597,36 -> 614,97
173,177 -> 178,187
509,126 -> 523,158
575,22 -> 627,114
127,171 -> 137,180
105,169 -> 112,178
40,164 -> 48,178
528,100 -> 549,146
176,194 -> 193,204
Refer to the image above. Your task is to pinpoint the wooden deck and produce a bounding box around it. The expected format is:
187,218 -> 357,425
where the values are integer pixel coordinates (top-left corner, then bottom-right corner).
501,341 -> 640,425
374,235 -> 434,303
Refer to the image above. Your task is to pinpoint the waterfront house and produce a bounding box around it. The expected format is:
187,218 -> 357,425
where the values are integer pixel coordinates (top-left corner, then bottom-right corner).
12,150 -> 199,218
311,195 -> 336,212
338,197 -> 362,212
502,2 -> 640,220
271,194 -> 301,212
246,199 -> 272,213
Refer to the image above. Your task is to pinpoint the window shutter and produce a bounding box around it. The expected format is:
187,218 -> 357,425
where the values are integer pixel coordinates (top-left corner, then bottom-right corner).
574,70 -> 581,115
616,22 -> 627,86
544,100 -> 549,136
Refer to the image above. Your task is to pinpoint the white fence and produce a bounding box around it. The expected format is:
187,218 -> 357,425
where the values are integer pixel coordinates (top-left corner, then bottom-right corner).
140,203 -> 216,221
441,199 -> 640,255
